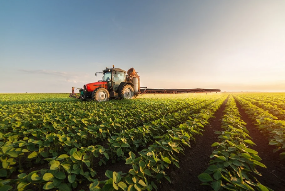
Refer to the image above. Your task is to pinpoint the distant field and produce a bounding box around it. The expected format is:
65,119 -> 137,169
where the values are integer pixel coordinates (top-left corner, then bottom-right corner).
0,93 -> 284,191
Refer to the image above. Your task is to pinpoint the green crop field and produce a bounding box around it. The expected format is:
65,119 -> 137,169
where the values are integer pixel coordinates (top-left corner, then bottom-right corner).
0,93 -> 285,191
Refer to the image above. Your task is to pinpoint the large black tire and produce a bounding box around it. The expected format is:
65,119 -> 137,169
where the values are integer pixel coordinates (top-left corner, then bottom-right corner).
79,89 -> 87,100
92,88 -> 110,102
120,84 -> 135,99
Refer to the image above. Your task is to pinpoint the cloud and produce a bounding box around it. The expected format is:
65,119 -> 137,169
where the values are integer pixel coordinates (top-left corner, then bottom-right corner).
20,69 -> 68,77
19,69 -> 91,84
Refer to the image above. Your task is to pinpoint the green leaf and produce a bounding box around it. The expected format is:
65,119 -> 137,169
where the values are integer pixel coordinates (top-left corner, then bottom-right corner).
43,182 -> 54,190
31,173 -> 41,181
22,149 -> 29,153
132,177 -> 138,184
53,178 -> 62,187
69,148 -> 77,155
129,151 -> 136,159
215,155 -> 226,161
257,183 -> 269,191
126,158 -> 133,164
61,163 -> 71,173
127,184 -> 135,191
104,152 -> 109,160
116,148 -> 123,157
244,140 -> 256,146
162,157 -> 171,164
198,173 -> 213,182
83,160 -> 90,167
0,185 -> 13,191
0,169 -> 7,177
125,177 -> 133,184
68,174 -> 76,183
57,154 -> 69,160
28,151 -> 38,159
89,179 -> 100,191
134,184 -> 141,191
139,161 -> 146,169
269,140 -> 278,145
53,171 -> 66,180
253,160 -> 266,168
50,160 -> 60,170
17,182 -> 30,190
207,165 -> 218,172
244,148 -> 258,155
7,151 -> 18,158
18,173 -> 27,179
58,183 -> 71,191
118,182 -> 128,191
121,143 -> 130,147
138,180 -> 147,187
241,153 -> 251,159
211,142 -> 220,147
213,170 -> 221,180
113,172 -> 121,183
72,151 -> 83,160
211,180 -> 222,191
2,161 -> 8,169
43,173 -> 54,181
105,170 -> 113,179
2,146 -> 12,154
165,176 -> 171,183
143,169 -> 152,176
40,151 -> 49,157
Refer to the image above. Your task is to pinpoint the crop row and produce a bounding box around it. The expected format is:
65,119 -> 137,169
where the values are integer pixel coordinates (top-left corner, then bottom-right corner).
0,95 -> 226,190
237,93 -> 285,111
0,98 -> 211,182
0,94 -> 73,105
199,96 -> 269,191
0,98 -> 202,140
85,95 -> 227,191
235,96 -> 285,160
238,96 -> 285,120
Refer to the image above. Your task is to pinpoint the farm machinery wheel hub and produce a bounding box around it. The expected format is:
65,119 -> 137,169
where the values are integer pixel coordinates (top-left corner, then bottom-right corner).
124,87 -> 134,99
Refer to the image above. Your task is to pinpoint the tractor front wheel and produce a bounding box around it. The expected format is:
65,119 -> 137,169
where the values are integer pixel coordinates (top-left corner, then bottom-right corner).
120,85 -> 135,99
92,88 -> 110,102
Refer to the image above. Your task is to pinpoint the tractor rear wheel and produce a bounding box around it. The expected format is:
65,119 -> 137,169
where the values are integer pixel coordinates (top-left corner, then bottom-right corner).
120,85 -> 134,99
92,88 -> 110,102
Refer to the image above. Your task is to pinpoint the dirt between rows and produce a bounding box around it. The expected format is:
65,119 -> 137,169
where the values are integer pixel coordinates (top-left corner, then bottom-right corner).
157,98 -> 228,191
235,99 -> 285,191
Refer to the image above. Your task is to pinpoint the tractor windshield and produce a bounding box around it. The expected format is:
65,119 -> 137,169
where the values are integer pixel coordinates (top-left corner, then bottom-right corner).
103,72 -> 112,81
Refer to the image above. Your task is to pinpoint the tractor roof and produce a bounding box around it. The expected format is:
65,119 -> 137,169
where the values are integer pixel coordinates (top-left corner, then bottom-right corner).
103,68 -> 126,73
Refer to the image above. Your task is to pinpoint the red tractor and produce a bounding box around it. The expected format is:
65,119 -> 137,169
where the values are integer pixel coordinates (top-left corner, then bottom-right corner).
71,66 -> 140,101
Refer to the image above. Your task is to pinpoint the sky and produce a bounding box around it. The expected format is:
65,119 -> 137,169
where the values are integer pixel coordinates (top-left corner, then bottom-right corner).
1,0 -> 285,93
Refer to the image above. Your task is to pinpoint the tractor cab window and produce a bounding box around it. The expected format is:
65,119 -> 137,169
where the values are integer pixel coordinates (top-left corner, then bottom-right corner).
113,71 -> 125,82
113,71 -> 125,91
103,72 -> 111,81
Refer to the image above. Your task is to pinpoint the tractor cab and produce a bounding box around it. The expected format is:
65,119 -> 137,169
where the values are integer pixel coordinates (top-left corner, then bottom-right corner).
101,67 -> 126,92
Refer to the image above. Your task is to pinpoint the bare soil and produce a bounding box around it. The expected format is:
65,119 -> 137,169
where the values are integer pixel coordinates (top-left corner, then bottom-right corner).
235,98 -> 285,191
157,98 -> 228,191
